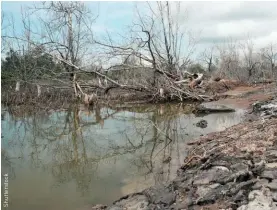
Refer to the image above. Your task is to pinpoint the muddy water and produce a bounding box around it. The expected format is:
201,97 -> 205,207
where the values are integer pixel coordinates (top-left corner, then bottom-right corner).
1,104 -> 245,210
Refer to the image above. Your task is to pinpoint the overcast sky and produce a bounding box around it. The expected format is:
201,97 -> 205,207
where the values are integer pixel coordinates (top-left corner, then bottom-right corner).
2,1 -> 277,59
184,2 -> 277,48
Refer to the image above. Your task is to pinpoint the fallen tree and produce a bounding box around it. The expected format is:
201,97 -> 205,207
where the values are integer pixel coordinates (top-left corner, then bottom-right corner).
51,54 -> 212,104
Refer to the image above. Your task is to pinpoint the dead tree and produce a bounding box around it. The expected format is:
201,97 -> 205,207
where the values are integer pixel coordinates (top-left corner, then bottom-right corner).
239,39 -> 260,79
200,47 -> 215,73
136,2 -> 197,79
216,40 -> 243,81
90,2 -> 204,101
261,43 -> 277,76
30,1 -> 98,97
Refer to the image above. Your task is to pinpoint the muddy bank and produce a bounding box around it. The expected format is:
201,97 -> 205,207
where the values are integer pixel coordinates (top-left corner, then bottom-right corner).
92,97 -> 277,209
1,83 -> 273,115
3,80 -> 268,108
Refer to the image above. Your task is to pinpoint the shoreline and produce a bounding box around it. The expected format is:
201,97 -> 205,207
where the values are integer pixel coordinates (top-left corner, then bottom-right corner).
2,82 -> 275,110
91,86 -> 277,210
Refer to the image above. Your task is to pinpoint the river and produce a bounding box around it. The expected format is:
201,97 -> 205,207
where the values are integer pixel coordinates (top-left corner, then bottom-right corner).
1,103 -> 245,210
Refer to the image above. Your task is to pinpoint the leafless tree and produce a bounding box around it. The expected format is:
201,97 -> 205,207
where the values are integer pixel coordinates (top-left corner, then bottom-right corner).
26,2 -> 98,96
94,2 -> 197,81
1,11 -> 8,53
85,2 -> 208,102
216,39 -> 242,80
213,37 -> 276,83
239,39 -> 261,79
134,2 -> 198,80
200,46 -> 215,73
260,43 -> 277,76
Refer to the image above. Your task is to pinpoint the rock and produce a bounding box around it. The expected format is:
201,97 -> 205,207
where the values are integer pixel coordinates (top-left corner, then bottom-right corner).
266,179 -> 277,191
265,150 -> 277,162
144,186 -> 176,206
266,163 -> 277,169
195,104 -> 235,114
196,119 -> 208,128
252,179 -> 269,190
252,99 -> 277,118
233,190 -> 246,202
174,197 -> 193,209
252,160 -> 266,175
92,204 -> 107,210
195,183 -> 222,204
272,192 -> 277,202
252,101 -> 270,112
237,188 -> 277,210
107,207 -> 122,210
231,163 -> 250,172
261,104 -> 277,110
261,170 -> 277,180
193,166 -> 230,185
111,194 -> 149,210
196,184 -> 221,198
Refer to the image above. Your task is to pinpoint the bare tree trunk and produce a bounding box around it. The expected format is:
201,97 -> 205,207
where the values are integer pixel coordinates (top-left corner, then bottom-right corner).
159,88 -> 165,98
73,74 -> 78,97
208,55 -> 213,72
15,81 -> 20,92
37,84 -> 41,97
67,11 -> 78,97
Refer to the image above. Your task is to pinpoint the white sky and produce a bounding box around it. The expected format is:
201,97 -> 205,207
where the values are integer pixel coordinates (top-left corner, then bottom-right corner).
1,1 -> 277,63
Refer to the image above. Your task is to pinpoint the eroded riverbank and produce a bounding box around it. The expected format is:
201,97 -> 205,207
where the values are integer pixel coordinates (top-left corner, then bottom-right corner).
96,117 -> 277,209
91,88 -> 277,210
98,118 -> 277,210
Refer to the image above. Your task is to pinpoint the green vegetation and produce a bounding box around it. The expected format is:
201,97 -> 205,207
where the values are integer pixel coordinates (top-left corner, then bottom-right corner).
1,48 -> 63,84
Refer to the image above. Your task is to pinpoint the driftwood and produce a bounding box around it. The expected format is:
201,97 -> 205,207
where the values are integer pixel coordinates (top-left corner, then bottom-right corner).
174,72 -> 204,86
189,73 -> 204,89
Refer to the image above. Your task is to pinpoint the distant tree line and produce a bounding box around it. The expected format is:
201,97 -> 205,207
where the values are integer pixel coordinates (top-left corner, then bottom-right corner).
1,47 -> 63,86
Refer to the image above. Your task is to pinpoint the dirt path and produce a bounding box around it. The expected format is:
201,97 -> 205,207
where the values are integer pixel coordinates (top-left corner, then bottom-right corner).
204,83 -> 277,110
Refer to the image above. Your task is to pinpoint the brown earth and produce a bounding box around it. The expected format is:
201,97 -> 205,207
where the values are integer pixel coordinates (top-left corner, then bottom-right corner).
204,82 -> 277,110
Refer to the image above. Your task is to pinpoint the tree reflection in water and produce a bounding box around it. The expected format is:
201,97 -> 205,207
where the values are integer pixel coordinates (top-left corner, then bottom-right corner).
1,103 -> 244,209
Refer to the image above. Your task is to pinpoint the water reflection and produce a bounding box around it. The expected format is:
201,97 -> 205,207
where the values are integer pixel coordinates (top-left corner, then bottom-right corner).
1,104 -> 245,210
